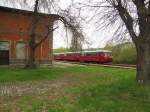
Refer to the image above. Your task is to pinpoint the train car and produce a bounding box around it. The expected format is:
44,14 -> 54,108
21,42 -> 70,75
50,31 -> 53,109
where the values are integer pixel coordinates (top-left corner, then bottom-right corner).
54,53 -> 65,60
79,50 -> 112,63
54,52 -> 80,61
62,52 -> 80,61
54,50 -> 112,63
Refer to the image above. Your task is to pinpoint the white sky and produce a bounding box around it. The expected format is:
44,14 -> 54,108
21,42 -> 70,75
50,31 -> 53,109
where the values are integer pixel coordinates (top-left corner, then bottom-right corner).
0,0 -> 114,49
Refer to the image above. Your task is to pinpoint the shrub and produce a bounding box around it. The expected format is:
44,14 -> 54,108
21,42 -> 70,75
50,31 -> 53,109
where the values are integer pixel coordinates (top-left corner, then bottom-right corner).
106,42 -> 137,64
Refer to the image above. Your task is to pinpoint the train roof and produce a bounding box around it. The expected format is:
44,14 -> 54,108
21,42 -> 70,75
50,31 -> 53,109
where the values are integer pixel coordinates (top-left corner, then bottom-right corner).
54,53 -> 65,55
54,50 -> 112,55
54,52 -> 80,55
82,50 -> 112,53
65,52 -> 81,54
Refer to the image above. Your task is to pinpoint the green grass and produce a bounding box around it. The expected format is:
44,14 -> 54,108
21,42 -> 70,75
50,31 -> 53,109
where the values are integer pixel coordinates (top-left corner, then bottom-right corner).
0,65 -> 150,112
0,66 -> 68,82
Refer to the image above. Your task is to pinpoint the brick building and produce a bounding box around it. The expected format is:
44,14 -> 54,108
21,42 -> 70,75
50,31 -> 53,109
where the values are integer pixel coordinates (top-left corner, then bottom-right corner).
0,6 -> 57,66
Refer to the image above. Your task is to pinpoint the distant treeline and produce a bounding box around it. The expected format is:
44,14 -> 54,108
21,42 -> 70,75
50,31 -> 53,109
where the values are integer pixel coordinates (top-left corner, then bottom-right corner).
53,47 -> 71,53
53,47 -> 101,53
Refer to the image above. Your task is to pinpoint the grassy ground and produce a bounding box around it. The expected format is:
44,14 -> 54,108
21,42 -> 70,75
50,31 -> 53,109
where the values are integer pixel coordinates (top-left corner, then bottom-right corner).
0,64 -> 150,112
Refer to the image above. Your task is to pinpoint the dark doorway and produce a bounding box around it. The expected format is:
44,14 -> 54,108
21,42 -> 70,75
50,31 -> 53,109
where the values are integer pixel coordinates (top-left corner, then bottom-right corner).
0,50 -> 9,65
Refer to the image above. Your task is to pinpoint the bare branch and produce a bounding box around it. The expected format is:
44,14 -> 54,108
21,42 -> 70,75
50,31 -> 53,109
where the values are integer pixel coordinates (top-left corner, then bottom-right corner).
114,1 -> 137,42
35,26 -> 59,47
29,0 -> 40,48
132,0 -> 147,36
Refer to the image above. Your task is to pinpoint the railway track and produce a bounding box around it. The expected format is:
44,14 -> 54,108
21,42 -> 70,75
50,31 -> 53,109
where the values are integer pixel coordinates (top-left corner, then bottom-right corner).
55,61 -> 136,69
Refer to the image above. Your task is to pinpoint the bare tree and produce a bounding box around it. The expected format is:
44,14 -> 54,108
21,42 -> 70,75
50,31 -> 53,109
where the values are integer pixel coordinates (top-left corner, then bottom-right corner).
57,5 -> 86,51
26,0 -> 58,67
29,0 -> 85,67
70,34 -> 83,51
76,0 -> 150,84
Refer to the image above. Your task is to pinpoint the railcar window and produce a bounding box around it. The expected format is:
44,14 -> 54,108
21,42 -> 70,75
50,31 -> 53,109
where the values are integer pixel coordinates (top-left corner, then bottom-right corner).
75,53 -> 81,56
85,52 -> 98,56
66,54 -> 71,56
67,53 -> 76,56
99,52 -> 105,55
81,52 -> 84,56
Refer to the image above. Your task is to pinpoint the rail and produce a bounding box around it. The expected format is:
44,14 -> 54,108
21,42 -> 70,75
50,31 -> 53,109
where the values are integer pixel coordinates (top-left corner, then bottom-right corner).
55,61 -> 136,70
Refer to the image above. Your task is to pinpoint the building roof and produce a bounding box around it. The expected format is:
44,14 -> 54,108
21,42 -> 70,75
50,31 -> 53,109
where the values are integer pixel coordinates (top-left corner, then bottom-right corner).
0,5 -> 59,19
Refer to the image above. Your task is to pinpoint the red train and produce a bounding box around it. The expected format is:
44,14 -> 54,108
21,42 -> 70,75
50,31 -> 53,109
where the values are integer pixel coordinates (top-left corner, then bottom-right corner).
54,50 -> 113,63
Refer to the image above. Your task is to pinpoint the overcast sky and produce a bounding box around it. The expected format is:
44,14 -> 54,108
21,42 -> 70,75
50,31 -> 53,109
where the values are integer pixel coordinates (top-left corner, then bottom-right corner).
0,0 -> 115,49
53,0 -> 114,49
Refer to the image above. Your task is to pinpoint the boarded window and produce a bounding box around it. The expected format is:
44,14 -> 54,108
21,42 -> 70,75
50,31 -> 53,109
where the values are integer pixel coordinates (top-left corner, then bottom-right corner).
0,41 -> 9,50
16,42 -> 26,59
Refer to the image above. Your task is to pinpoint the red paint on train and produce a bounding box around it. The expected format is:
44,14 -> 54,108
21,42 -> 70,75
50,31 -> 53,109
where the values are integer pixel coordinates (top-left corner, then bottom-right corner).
54,50 -> 113,63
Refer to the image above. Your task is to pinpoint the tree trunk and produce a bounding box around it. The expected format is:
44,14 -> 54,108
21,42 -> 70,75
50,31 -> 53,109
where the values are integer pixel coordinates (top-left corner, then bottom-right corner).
135,41 -> 150,84
26,40 -> 36,68
26,34 -> 37,68
26,0 -> 39,68
27,47 -> 36,68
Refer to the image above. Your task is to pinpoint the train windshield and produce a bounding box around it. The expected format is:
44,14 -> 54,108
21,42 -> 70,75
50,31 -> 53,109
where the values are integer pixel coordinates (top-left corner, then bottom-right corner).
106,52 -> 112,56
99,52 -> 112,56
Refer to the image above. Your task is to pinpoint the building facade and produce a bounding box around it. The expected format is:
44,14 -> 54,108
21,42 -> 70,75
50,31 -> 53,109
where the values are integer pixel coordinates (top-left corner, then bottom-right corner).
0,6 -> 57,66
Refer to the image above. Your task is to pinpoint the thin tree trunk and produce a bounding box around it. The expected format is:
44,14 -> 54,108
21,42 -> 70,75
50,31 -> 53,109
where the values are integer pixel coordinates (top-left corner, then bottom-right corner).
26,0 -> 39,68
136,41 -> 150,84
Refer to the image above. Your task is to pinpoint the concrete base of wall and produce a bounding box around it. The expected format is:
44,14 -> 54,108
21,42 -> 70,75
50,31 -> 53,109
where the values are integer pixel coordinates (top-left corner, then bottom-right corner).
9,59 -> 53,67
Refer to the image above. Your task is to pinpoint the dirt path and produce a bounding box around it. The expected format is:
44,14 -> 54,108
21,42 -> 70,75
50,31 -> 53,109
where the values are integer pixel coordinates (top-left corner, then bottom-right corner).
0,73 -> 80,112
0,62 -> 78,97
0,75 -> 74,97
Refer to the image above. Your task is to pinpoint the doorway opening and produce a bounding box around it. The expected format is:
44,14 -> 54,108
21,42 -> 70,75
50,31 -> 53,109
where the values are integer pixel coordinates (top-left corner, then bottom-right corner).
0,41 -> 10,65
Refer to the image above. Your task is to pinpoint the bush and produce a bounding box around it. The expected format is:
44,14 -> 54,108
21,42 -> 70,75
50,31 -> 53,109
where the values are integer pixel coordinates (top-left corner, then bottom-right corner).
53,47 -> 70,53
106,43 -> 137,64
